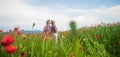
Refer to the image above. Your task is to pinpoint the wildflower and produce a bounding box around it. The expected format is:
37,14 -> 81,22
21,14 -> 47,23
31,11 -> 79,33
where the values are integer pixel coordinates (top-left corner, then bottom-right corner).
20,52 -> 25,57
42,35 -> 49,41
4,45 -> 17,54
22,34 -> 26,37
91,30 -> 94,33
22,34 -> 26,41
79,46 -> 83,50
19,44 -> 22,48
42,36 -> 48,41
70,53 -> 75,57
36,33 -> 40,36
70,54 -> 73,57
95,35 -> 100,39
70,53 -> 73,57
17,31 -> 22,35
0,30 -> 2,32
119,41 -> 120,44
1,35 -> 14,46
82,28 -> 86,33
23,37 -> 26,41
14,27 -> 18,31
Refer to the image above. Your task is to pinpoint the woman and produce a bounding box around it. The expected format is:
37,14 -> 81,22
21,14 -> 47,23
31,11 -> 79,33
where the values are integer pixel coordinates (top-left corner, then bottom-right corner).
42,20 -> 51,40
51,20 -> 58,42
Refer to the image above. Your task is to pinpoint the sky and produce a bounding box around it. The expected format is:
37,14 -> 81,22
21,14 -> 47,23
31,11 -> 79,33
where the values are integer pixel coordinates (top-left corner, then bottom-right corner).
0,0 -> 120,31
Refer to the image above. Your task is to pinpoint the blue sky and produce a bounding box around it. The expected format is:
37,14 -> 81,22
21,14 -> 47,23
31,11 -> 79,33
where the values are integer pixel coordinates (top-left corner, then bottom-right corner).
25,0 -> 120,8
0,0 -> 120,31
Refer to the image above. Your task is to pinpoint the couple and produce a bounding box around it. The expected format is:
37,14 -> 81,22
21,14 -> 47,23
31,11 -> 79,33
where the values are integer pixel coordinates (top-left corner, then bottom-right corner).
42,20 -> 58,42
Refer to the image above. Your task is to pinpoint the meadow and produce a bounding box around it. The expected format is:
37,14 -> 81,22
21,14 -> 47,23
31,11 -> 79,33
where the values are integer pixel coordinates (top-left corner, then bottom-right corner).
0,22 -> 120,57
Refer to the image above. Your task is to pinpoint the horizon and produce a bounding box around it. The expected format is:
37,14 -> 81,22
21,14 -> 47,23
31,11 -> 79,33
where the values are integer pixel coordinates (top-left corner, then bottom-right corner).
0,0 -> 120,32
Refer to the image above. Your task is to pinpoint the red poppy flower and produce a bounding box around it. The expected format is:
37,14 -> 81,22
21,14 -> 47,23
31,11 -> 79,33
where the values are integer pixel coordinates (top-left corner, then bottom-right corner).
20,52 -> 25,57
95,35 -> 100,39
1,35 -> 14,46
14,27 -> 18,31
70,54 -> 73,57
70,53 -> 75,57
82,28 -> 86,33
79,46 -> 83,50
0,30 -> 2,32
17,31 -> 22,35
4,45 -> 17,54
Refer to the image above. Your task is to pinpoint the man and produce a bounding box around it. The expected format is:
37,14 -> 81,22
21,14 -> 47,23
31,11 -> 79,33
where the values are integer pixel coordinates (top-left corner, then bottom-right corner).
51,20 -> 58,42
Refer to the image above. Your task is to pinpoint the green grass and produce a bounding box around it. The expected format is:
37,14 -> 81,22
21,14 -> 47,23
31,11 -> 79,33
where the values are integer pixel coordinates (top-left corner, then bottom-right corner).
0,23 -> 120,57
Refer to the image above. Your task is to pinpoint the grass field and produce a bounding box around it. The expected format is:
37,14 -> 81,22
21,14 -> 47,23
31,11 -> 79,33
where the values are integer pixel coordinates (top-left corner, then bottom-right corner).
0,22 -> 120,57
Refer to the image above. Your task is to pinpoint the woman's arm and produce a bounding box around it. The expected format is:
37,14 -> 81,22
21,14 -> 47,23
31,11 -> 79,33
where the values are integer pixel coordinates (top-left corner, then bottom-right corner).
42,26 -> 46,36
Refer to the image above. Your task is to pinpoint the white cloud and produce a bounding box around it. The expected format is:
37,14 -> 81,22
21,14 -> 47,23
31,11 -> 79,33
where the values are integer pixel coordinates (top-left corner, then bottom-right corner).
107,5 -> 120,17
74,16 -> 100,27
0,0 -> 120,31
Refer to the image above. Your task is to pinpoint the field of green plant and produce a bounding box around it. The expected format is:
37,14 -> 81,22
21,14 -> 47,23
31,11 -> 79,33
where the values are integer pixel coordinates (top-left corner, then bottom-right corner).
0,22 -> 120,57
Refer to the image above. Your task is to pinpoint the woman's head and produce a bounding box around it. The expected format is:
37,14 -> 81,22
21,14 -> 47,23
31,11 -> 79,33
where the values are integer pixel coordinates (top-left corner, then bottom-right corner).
51,20 -> 55,25
46,20 -> 51,25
